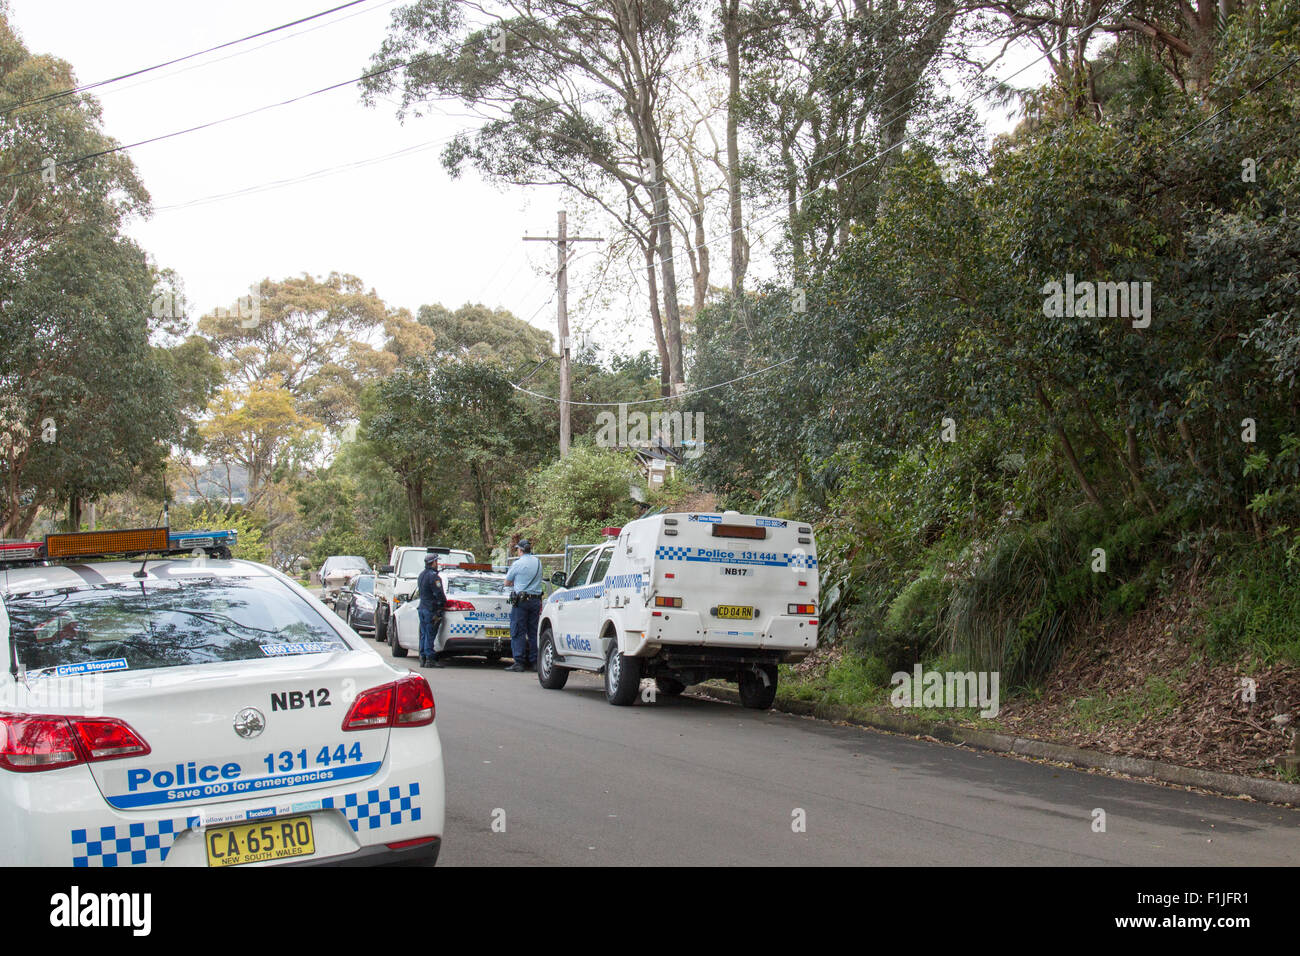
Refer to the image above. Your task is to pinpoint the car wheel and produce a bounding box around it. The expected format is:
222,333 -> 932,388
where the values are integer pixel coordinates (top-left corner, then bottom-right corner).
604,640 -> 640,706
738,665 -> 778,710
537,631 -> 568,690
388,609 -> 408,658
375,603 -> 388,643
654,676 -> 686,697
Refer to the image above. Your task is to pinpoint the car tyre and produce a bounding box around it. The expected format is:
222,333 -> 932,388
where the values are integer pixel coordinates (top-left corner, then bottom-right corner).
537,630 -> 568,690
388,608 -> 408,658
738,665 -> 778,710
375,603 -> 389,643
654,676 -> 686,697
604,640 -> 641,706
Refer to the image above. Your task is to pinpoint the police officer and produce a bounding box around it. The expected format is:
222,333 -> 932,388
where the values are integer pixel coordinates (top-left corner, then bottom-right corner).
417,552 -> 446,668
504,539 -> 543,671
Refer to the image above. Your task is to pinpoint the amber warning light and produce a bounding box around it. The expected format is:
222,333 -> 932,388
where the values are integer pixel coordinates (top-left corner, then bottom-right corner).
44,527 -> 169,560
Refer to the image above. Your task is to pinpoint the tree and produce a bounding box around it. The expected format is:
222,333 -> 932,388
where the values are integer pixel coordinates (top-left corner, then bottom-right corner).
362,0 -> 699,387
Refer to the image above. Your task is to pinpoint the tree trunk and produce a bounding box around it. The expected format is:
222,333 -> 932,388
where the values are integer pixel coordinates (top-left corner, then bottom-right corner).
1035,381 -> 1103,508
651,158 -> 685,387
406,476 -> 424,546
723,0 -> 747,297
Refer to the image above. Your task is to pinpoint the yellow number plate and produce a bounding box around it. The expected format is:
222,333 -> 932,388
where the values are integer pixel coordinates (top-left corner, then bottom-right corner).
716,605 -> 755,620
205,815 -> 315,867
484,627 -> 510,638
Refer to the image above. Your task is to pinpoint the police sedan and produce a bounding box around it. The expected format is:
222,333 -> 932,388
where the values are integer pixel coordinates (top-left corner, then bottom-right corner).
392,567 -> 513,663
0,530 -> 444,866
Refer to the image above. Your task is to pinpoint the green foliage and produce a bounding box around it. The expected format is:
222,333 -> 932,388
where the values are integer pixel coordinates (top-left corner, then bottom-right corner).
171,504 -> 269,564
513,444 -> 640,554
1203,539 -> 1300,665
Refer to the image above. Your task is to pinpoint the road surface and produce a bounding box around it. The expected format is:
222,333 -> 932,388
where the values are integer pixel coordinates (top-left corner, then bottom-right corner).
366,638 -> 1300,866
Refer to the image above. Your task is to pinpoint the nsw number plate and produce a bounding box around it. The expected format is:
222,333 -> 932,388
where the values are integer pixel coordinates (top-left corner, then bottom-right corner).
716,605 -> 755,620
205,815 -> 315,867
484,627 -> 510,638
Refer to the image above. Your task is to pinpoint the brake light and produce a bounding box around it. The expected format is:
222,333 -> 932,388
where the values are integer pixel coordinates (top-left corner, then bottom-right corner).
0,713 -> 149,772
393,675 -> 435,727
342,676 -> 435,731
443,599 -> 475,612
654,596 -> 683,608
342,684 -> 394,731
70,718 -> 152,760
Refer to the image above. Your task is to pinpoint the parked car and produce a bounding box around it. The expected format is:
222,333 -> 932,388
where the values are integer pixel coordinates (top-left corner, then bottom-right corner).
319,555 -> 370,599
392,567 -> 513,663
373,546 -> 475,645
333,573 -> 377,637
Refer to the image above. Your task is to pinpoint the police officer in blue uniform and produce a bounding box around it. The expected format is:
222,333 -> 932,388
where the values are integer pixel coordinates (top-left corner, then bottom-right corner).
504,539 -> 543,671
417,552 -> 446,668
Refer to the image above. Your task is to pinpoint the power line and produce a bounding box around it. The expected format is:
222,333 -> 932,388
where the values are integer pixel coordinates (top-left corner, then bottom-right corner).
511,356 -> 799,407
0,0 -> 375,118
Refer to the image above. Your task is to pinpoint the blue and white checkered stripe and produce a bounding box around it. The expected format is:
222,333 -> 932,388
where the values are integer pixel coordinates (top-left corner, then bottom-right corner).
448,622 -> 480,635
653,546 -> 817,569
322,783 -> 421,832
72,815 -> 200,867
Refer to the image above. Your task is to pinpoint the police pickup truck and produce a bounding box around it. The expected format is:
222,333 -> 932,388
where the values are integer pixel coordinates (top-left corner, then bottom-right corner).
536,512 -> 818,708
373,545 -> 474,645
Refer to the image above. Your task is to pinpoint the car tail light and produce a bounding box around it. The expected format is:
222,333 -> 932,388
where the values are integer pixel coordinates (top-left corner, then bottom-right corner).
0,713 -> 149,772
654,596 -> 682,608
342,675 -> 435,731
443,599 -> 475,612
70,718 -> 152,761
342,684 -> 394,731
788,603 -> 816,615
386,836 -> 438,850
393,675 -> 435,727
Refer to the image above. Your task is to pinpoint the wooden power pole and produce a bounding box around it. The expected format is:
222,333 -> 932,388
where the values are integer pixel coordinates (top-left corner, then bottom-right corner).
524,210 -> 601,457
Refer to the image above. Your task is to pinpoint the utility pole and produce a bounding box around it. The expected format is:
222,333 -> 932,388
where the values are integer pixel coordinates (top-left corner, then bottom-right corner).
524,210 -> 601,457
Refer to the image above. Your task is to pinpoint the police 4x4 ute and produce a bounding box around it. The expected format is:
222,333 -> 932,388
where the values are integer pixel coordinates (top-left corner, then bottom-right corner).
537,512 -> 818,708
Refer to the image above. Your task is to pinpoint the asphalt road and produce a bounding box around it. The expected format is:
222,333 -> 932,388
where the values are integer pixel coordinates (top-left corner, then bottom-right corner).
361,632 -> 1300,866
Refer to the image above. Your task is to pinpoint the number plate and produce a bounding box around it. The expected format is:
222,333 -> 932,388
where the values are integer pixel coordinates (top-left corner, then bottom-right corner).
205,814 -> 315,867
484,627 -> 510,638
716,605 -> 755,620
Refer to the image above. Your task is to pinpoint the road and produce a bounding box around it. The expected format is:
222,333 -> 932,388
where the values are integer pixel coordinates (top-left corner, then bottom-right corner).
359,631 -> 1300,866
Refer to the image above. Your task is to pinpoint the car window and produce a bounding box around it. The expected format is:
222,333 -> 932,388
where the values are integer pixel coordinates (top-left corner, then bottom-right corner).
5,576 -> 350,676
398,551 -> 426,577
566,549 -> 599,589
354,575 -> 374,594
444,575 -> 507,596
591,547 -> 614,584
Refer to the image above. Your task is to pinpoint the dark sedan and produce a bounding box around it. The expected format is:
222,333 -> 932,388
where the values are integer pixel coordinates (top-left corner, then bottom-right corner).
333,573 -> 377,637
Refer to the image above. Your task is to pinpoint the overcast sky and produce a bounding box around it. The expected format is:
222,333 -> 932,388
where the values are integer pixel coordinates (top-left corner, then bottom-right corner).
8,0 -> 1045,363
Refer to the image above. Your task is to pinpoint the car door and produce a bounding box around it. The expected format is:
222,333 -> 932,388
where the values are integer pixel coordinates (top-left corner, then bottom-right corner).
554,547 -> 601,660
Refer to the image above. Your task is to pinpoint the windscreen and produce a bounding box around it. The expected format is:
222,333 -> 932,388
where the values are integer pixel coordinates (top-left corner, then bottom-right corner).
444,575 -> 507,596
4,576 -> 350,677
398,552 -> 427,577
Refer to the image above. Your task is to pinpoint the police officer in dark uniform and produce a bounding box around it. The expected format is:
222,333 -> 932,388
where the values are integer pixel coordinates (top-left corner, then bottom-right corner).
417,552 -> 446,668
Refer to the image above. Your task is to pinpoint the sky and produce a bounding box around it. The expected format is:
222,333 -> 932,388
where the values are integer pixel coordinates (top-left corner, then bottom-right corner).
7,0 -> 1047,363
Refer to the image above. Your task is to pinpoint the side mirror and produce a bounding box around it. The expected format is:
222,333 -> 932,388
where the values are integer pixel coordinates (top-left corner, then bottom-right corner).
550,570 -> 566,587
380,565 -> 395,575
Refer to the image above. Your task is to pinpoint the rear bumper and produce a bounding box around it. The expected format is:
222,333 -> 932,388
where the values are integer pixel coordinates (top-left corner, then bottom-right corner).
291,835 -> 440,867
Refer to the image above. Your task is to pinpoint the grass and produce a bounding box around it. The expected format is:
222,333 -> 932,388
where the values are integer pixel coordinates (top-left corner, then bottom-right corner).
1068,676 -> 1180,731
1202,539 -> 1300,665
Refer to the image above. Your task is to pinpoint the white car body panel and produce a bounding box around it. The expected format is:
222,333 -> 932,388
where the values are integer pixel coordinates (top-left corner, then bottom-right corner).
394,569 -> 513,657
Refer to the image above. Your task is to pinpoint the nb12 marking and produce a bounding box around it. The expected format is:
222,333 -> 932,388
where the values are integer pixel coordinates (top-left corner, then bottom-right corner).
271,688 -> 331,711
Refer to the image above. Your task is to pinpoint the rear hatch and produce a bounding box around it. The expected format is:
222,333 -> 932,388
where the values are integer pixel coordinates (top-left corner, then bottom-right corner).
72,653 -> 396,810
660,513 -> 818,646
443,571 -> 511,640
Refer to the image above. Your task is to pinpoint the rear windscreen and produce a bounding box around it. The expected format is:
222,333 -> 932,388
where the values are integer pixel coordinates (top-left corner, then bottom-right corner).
711,524 -> 768,540
4,576 -> 350,677
445,575 -> 507,596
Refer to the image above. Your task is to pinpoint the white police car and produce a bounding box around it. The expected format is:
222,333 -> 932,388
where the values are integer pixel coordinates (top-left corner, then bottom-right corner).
0,528 -> 445,866
392,566 -> 513,662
